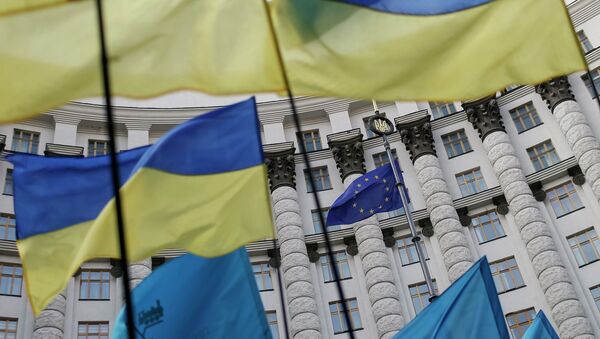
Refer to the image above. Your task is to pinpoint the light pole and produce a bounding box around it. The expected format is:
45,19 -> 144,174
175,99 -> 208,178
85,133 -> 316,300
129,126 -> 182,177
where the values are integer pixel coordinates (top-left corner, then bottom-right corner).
367,101 -> 437,300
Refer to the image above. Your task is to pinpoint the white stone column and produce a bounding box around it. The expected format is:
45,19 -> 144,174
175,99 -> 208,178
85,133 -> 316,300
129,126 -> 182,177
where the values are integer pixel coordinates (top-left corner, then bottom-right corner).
125,122 -> 152,288
465,97 -> 594,339
536,77 -> 600,200
346,177 -> 404,339
396,116 -> 474,281
32,291 -> 66,339
265,144 -> 322,339
52,116 -> 80,145
329,130 -> 404,339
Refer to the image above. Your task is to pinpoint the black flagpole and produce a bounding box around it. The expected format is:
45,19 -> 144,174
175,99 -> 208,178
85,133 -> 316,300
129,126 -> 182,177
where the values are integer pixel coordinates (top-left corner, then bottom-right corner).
93,1 -> 136,338
262,1 -> 356,338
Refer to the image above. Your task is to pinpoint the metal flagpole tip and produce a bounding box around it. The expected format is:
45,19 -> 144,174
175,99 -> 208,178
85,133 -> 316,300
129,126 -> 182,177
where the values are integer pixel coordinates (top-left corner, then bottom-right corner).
367,114 -> 395,136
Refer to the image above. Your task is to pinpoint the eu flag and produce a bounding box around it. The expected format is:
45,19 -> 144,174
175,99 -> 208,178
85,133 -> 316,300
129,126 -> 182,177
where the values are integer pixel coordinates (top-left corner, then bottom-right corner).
326,163 -> 405,226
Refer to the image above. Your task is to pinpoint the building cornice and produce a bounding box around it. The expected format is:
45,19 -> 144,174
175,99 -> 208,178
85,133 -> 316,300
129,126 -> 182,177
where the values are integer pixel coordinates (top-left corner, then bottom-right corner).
0,157 -> 578,256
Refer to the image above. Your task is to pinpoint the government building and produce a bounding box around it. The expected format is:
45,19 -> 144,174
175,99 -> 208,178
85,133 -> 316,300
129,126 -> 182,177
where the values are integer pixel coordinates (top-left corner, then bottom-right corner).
2,1 -> 600,338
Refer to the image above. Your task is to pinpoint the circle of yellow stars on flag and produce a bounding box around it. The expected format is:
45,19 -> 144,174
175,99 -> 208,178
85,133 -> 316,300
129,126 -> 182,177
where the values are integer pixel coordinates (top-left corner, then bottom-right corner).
351,174 -> 395,215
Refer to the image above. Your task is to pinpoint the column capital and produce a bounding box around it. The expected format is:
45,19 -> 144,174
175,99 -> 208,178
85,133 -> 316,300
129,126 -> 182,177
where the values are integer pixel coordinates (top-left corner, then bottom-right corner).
52,114 -> 81,126
492,195 -> 509,215
535,76 -> 575,112
456,207 -> 471,227
264,142 -> 296,192
464,95 -> 505,142
305,243 -> 320,263
396,116 -> 436,163
418,218 -> 434,237
327,129 -> 366,181
267,248 -> 281,268
568,165 -> 586,185
125,121 -> 152,131
382,228 -> 396,248
344,236 -> 359,256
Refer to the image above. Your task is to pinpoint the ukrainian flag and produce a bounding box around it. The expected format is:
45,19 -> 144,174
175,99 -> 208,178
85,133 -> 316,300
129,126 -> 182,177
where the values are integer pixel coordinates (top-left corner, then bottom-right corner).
8,98 -> 274,315
271,0 -> 585,101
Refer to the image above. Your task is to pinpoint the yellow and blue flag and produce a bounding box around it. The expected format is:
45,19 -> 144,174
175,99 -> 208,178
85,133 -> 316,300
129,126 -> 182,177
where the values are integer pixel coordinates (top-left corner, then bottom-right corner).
271,0 -> 585,101
522,312 -> 559,339
0,0 -> 584,122
333,0 -> 490,15
112,249 -> 271,339
326,163 -> 407,226
393,256 -> 510,339
8,97 -> 274,315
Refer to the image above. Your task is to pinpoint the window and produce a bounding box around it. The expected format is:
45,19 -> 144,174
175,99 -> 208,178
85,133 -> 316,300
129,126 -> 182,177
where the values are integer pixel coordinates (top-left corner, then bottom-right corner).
79,270 -> 110,300
0,318 -> 17,339
329,299 -> 362,333
77,322 -> 109,339
321,252 -> 352,282
409,281 -> 438,314
253,263 -> 272,291
582,67 -> 600,98
506,308 -> 536,339
547,182 -> 583,217
372,150 -> 397,168
509,102 -> 542,133
471,210 -> 505,243
429,102 -> 457,119
577,30 -> 594,53
591,285 -> 600,312
441,129 -> 472,158
304,167 -> 331,193
397,236 -> 428,266
0,263 -> 22,296
87,140 -> 109,157
3,170 -> 12,196
312,208 -> 334,233
490,257 -> 525,293
298,130 -> 322,152
11,129 -> 39,154
363,113 -> 387,138
0,214 -> 16,241
456,168 -> 487,196
528,140 -> 559,171
567,227 -> 600,266
266,311 -> 279,339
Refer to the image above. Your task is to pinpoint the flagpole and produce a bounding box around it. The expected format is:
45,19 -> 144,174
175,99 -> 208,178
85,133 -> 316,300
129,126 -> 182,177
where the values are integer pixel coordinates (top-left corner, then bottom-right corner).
262,1 -> 355,337
93,1 -> 136,338
368,103 -> 437,300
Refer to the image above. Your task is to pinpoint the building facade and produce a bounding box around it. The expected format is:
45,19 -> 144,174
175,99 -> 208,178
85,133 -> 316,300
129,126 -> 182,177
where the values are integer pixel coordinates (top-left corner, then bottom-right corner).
2,1 -> 600,338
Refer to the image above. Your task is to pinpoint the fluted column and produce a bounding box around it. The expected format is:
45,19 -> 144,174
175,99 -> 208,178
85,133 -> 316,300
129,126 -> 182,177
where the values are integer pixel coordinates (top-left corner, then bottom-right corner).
328,131 -> 404,339
464,96 -> 594,339
32,291 -> 66,339
536,77 -> 600,200
396,116 -> 474,281
265,143 -> 322,339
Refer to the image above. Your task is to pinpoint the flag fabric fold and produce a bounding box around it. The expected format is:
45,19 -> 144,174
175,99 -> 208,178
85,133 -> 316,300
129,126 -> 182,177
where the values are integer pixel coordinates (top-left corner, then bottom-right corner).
393,256 -> 510,339
326,162 -> 405,226
333,0 -> 490,15
271,0 -> 584,102
0,0 -> 585,122
522,311 -> 559,339
8,97 -> 274,314
112,249 -> 271,339
0,0 -> 284,123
